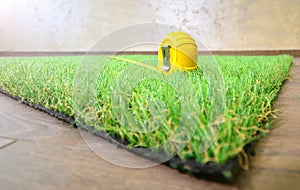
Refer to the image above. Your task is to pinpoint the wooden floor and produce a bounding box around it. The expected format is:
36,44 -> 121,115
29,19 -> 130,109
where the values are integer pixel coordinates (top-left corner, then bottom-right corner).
0,58 -> 299,190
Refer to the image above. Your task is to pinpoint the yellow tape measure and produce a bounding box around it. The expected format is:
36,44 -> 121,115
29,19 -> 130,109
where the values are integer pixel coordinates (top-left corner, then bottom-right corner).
106,31 -> 198,73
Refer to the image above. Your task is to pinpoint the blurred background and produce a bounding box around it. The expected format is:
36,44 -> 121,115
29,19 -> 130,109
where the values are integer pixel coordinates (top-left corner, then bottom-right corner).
0,0 -> 299,51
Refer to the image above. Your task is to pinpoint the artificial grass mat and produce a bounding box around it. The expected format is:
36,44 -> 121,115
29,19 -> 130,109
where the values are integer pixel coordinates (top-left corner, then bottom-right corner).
0,55 -> 293,182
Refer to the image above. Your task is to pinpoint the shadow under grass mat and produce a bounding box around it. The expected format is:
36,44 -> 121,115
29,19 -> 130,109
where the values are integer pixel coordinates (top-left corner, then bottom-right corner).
0,55 -> 293,183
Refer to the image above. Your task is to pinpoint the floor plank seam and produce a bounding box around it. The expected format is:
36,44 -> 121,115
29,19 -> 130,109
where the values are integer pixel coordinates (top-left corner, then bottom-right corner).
0,139 -> 17,150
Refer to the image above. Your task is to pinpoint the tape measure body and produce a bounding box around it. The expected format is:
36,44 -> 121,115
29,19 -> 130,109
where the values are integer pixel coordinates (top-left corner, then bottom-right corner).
158,32 -> 198,72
